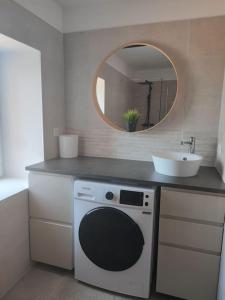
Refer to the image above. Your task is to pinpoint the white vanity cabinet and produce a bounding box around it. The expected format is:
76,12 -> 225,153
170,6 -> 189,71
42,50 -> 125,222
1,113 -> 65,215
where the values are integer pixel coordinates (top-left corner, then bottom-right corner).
156,187 -> 225,300
28,172 -> 74,270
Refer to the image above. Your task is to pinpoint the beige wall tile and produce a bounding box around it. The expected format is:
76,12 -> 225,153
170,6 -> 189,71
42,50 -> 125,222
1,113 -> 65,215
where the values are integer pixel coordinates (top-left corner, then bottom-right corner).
183,93 -> 222,136
64,15 -> 225,167
189,16 -> 225,57
186,56 -> 225,96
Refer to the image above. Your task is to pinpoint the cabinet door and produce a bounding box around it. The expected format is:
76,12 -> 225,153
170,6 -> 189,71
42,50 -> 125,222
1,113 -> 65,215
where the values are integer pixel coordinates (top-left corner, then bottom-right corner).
217,222 -> 225,300
161,188 -> 225,224
157,245 -> 220,300
159,218 -> 223,253
29,172 -> 74,223
30,219 -> 73,270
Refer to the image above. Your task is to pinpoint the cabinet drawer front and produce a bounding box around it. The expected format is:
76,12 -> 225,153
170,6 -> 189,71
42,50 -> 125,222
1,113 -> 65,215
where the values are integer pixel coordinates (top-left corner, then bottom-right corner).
159,218 -> 223,253
161,188 -> 225,224
30,219 -> 73,270
157,245 -> 220,300
29,172 -> 73,223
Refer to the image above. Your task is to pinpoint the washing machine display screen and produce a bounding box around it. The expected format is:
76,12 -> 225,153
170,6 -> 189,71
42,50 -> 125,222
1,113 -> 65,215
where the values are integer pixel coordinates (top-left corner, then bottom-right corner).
120,190 -> 144,206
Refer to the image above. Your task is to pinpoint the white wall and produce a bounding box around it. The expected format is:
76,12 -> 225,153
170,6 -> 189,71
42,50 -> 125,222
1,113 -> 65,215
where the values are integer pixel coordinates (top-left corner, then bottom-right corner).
0,0 -> 65,161
216,69 -> 225,182
0,189 -> 30,298
63,0 -> 225,33
0,132 -> 3,177
0,40 -> 44,178
13,0 -> 63,32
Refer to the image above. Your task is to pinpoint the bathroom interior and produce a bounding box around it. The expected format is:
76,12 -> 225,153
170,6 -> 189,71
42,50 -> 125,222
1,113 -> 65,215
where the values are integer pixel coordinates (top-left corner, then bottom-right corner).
1,0 -> 225,299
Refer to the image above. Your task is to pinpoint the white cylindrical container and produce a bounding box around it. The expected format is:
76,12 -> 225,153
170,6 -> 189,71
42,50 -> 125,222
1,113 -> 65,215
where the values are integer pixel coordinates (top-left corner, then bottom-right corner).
59,134 -> 78,158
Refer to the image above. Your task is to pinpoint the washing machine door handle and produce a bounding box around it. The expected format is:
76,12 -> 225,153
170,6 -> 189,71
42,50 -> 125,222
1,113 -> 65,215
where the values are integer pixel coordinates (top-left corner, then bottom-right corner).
79,206 -> 145,272
142,211 -> 152,215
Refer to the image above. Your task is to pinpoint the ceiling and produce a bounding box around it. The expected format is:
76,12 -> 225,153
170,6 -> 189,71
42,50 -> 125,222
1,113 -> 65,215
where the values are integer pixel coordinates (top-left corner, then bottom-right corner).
14,0 -> 225,33
116,46 -> 172,71
54,0 -> 225,33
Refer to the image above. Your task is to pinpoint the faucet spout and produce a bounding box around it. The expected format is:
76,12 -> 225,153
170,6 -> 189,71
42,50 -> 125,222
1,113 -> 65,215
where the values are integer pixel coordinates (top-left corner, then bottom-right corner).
181,137 -> 196,154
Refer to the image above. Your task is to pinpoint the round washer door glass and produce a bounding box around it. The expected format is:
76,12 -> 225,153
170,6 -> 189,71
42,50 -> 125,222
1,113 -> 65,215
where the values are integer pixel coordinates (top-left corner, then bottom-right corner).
79,207 -> 145,271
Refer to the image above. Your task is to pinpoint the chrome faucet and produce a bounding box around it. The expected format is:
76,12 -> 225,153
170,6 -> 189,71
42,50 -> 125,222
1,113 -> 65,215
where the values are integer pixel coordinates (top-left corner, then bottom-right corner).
181,137 -> 196,154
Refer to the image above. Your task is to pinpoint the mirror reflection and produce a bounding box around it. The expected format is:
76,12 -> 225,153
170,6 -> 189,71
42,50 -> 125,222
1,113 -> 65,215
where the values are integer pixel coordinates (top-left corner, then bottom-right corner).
96,44 -> 177,132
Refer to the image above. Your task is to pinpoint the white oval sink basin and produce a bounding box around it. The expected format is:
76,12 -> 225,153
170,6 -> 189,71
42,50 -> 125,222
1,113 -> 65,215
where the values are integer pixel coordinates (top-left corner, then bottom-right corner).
152,151 -> 203,177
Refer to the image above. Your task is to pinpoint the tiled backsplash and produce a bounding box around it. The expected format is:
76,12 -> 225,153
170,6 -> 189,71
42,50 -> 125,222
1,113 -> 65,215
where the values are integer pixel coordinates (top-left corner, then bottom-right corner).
64,16 -> 225,167
68,129 -> 217,166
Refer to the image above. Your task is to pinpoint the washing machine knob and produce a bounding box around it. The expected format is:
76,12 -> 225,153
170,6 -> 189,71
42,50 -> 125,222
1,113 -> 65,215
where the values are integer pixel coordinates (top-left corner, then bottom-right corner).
105,192 -> 114,200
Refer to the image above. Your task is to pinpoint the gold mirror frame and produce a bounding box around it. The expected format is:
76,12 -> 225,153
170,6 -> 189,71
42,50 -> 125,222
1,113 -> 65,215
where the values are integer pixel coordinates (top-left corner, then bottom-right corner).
93,42 -> 179,132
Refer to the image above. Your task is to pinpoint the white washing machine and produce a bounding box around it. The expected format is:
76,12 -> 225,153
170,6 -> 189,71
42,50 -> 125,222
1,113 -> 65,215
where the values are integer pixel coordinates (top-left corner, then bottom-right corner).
74,180 -> 157,299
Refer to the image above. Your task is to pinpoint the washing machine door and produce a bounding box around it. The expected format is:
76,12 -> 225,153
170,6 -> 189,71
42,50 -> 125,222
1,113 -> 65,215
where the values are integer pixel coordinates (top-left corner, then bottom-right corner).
79,207 -> 144,271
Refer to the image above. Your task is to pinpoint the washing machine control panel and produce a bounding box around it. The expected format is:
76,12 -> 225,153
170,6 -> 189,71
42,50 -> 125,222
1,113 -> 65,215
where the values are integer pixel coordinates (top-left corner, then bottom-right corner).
75,180 -> 155,211
104,188 -> 154,211
105,191 -> 114,200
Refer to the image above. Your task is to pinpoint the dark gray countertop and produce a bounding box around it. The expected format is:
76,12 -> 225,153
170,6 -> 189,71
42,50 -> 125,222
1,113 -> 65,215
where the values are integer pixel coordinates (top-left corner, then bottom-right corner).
26,156 -> 225,194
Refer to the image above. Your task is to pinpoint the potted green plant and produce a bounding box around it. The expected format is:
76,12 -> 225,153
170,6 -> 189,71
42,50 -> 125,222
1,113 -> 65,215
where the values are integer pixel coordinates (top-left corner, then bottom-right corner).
123,109 -> 141,132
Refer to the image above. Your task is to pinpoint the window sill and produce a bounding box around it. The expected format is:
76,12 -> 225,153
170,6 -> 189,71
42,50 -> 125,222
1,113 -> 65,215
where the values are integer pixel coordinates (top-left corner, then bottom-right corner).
0,178 -> 28,201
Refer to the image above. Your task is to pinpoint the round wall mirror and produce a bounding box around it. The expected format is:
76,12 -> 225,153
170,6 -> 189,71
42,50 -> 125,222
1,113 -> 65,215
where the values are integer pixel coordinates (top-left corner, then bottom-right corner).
94,43 -> 178,132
